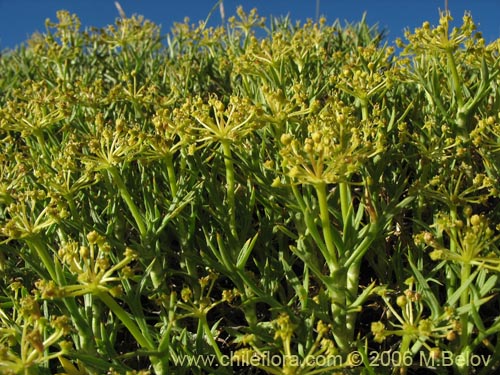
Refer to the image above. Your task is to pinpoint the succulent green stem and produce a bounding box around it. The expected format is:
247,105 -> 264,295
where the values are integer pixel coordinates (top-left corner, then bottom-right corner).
446,49 -> 469,139
165,153 -> 178,197
28,238 -> 94,352
339,182 -> 350,227
200,314 -> 225,364
315,182 -> 351,352
97,291 -> 166,374
459,262 -> 472,351
221,139 -> 238,239
449,207 -> 458,254
394,335 -> 412,375
29,237 -> 58,282
446,49 -> 464,110
107,166 -> 147,238
98,292 -> 153,349
360,99 -> 369,125
315,181 -> 338,268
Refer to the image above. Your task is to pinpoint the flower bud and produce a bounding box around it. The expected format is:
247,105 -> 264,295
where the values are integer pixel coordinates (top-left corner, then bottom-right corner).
429,347 -> 441,360
280,133 -> 293,145
423,232 -> 434,245
446,331 -> 457,341
470,214 -> 481,226
312,131 -> 322,144
396,295 -> 408,307
86,231 -> 100,244
181,287 -> 192,302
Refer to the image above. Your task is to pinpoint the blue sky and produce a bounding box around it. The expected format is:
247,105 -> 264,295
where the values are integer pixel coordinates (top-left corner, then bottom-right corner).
1,1 -> 500,50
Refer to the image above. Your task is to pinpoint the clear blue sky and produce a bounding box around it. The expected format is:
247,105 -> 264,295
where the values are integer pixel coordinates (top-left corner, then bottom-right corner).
1,1 -> 500,50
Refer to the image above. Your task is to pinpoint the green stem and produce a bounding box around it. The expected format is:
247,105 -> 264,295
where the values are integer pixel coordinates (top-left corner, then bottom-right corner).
339,182 -> 350,225
64,193 -> 78,222
29,238 -> 94,352
315,182 -> 349,352
165,153 -> 178,197
360,99 -> 369,124
340,181 -> 358,340
34,131 -> 51,161
109,166 -> 164,291
459,262 -> 472,351
98,292 -> 165,373
97,292 -> 154,350
315,182 -> 338,267
415,158 -> 429,234
447,207 -> 459,298
164,153 -> 197,277
29,238 -> 57,282
449,207 -> 458,254
200,314 -> 224,363
446,49 -> 464,110
301,265 -> 309,311
446,49 -> 469,139
330,287 -> 349,353
345,264 -> 360,337
341,98 -> 369,343
241,301 -> 258,327
221,140 -> 238,239
394,335 -> 413,375
149,259 -> 164,291
107,166 -> 147,238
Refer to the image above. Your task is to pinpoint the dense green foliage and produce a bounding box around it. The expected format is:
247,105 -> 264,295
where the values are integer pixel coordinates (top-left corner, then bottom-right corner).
1,7 -> 500,375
